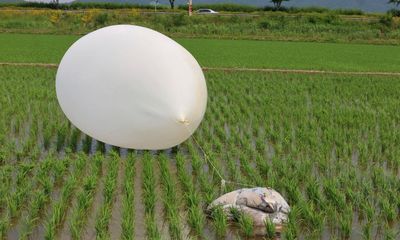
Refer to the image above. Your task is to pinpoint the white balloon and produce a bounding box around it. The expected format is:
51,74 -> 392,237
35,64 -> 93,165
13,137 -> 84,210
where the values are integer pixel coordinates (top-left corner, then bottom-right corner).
56,25 -> 207,150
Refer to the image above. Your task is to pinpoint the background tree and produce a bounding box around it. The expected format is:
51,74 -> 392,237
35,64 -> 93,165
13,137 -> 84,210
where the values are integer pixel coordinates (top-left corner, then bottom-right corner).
389,0 -> 400,7
169,0 -> 175,9
271,0 -> 290,9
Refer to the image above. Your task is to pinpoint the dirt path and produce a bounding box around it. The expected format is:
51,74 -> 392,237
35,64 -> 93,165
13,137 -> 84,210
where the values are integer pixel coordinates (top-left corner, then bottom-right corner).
1,62 -> 400,77
0,62 -> 58,68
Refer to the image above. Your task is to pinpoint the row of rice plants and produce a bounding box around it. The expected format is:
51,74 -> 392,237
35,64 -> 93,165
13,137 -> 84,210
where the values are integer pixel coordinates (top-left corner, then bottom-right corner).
94,151 -> 118,239
19,155 -> 69,239
142,152 -> 161,239
0,161 -> 37,237
158,153 -> 183,239
70,153 -> 104,239
174,151 -> 207,237
121,153 -> 135,240
44,153 -> 90,239
0,153 -> 61,237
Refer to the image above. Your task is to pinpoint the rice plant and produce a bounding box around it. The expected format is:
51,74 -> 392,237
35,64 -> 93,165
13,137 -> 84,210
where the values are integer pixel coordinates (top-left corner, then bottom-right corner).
210,206 -> 227,237
142,152 -> 160,239
121,153 -> 135,240
158,153 -> 182,239
95,151 -> 118,239
238,212 -> 254,238
20,164 -> 55,239
264,219 -> 276,239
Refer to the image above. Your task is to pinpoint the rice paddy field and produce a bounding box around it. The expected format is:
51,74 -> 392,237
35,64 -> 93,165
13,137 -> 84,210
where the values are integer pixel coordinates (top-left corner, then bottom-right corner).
0,32 -> 400,240
1,33 -> 400,72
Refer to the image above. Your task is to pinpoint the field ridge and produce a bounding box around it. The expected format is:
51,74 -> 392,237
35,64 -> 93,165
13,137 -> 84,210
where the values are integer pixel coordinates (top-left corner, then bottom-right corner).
1,62 -> 400,77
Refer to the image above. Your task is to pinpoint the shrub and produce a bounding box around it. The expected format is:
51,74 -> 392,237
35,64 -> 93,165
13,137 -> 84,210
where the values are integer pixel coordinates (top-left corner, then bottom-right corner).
172,13 -> 188,27
94,12 -> 108,26
379,15 -> 394,28
259,20 -> 271,29
323,14 -> 340,24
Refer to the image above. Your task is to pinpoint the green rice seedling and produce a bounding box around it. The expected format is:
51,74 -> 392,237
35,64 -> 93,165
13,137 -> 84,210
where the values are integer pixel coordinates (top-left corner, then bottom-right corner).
339,212 -> 352,239
8,156 -> 57,239
383,223 -> 397,240
56,124 -> 67,152
323,180 -> 346,212
362,222 -> 372,240
158,154 -> 182,239
0,165 -> 12,209
238,152 -> 263,186
121,198 -> 134,240
187,204 -> 205,236
0,218 -> 9,239
97,141 -> 106,154
380,197 -> 396,223
69,128 -> 80,152
306,178 -> 323,207
264,219 -> 276,239
71,175 -> 97,239
283,221 -> 297,240
185,190 -> 201,209
199,172 -> 216,205
211,206 -> 227,237
238,212 -> 254,238
142,152 -> 156,216
44,175 -> 77,240
43,126 -> 53,150
298,200 -> 325,235
82,134 -> 91,154
0,148 -> 7,166
284,178 -> 302,205
53,154 -> 94,239
190,152 -> 202,175
145,215 -> 161,240
176,151 -> 209,233
95,205 -> 112,239
20,190 -> 47,240
95,151 -> 119,239
121,153 -> 135,240
0,163 -> 36,236
141,152 -> 166,239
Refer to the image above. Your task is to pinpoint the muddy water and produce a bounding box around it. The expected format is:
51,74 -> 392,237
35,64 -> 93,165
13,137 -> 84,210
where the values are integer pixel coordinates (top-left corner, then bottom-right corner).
90,139 -> 97,155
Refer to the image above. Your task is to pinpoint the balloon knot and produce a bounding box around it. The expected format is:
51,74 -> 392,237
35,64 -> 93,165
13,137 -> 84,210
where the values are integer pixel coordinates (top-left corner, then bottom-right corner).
178,118 -> 190,125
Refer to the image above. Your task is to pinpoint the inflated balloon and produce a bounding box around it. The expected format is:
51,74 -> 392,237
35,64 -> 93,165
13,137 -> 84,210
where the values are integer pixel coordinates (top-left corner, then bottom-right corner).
56,25 -> 207,150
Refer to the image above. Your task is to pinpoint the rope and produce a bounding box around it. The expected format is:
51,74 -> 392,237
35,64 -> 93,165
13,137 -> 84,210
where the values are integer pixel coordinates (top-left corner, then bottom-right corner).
182,122 -> 258,191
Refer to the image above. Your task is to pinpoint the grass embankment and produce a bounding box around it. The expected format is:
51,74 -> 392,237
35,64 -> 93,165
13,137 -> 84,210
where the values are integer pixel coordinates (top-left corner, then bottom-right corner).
0,33 -> 400,73
0,8 -> 399,44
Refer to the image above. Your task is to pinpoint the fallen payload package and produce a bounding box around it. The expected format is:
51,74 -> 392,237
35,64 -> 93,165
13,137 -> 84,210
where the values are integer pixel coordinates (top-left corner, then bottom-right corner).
207,187 -> 290,235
